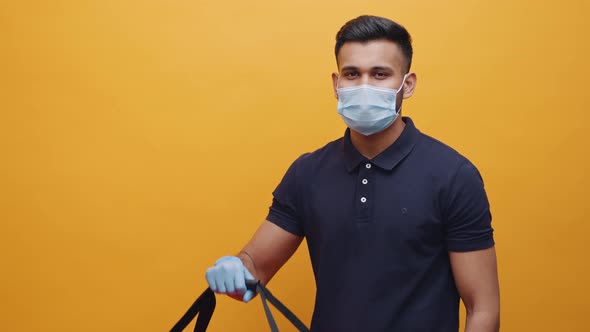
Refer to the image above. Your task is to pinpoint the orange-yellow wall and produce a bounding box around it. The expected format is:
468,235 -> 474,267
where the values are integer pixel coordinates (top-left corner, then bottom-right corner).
1,1 -> 589,331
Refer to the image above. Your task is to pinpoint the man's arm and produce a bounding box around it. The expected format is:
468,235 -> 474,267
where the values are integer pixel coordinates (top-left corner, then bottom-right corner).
208,154 -> 306,302
238,220 -> 303,285
208,220 -> 303,302
450,246 -> 500,332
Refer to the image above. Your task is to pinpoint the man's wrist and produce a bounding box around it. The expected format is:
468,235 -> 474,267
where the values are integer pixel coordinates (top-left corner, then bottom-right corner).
237,250 -> 257,277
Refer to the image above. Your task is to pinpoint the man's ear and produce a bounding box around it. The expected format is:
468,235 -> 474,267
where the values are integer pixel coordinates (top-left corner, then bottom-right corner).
402,72 -> 417,99
331,72 -> 339,99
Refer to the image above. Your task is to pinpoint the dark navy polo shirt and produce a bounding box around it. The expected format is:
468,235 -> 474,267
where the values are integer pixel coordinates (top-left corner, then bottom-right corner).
266,117 -> 494,332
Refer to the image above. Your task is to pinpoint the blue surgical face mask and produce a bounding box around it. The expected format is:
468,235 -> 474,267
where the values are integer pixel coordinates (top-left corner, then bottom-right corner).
337,74 -> 408,136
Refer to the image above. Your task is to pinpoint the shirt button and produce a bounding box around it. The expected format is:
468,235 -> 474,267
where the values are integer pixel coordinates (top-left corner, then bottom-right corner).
365,163 -> 372,169
360,197 -> 367,203
362,179 -> 368,184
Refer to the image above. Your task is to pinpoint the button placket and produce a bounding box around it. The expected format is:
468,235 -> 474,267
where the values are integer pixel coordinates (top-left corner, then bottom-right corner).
356,162 -> 373,222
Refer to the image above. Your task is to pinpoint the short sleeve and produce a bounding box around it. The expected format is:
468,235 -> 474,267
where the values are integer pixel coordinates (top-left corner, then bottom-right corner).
444,160 -> 495,252
266,154 -> 309,237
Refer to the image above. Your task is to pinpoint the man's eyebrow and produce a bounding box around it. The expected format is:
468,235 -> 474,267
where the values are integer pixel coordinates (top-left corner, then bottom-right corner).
341,66 -> 359,71
340,65 -> 394,71
371,66 -> 394,71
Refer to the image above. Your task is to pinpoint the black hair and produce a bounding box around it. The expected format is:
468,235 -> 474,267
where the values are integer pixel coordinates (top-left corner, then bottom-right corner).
335,15 -> 413,71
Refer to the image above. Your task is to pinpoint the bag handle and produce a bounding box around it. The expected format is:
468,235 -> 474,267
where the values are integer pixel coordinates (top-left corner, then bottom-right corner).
246,280 -> 310,332
170,288 -> 216,332
170,281 -> 309,332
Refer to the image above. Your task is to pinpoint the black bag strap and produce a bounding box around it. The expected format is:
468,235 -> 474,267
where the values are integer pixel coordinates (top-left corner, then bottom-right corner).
246,280 -> 310,332
170,281 -> 310,332
170,288 -> 216,332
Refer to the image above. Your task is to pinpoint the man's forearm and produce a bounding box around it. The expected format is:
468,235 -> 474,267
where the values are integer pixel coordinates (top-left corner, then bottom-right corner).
465,310 -> 500,332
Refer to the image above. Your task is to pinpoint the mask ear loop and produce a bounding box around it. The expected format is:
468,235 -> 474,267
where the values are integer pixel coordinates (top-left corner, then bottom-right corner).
395,73 -> 410,113
335,74 -> 341,99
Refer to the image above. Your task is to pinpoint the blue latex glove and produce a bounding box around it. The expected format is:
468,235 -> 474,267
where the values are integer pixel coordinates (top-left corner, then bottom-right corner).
205,256 -> 255,303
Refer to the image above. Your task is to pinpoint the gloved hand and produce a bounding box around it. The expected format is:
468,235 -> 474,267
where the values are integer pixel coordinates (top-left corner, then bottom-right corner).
205,256 -> 255,303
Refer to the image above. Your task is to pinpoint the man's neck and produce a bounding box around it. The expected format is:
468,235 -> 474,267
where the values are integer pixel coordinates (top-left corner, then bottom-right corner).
350,117 -> 406,160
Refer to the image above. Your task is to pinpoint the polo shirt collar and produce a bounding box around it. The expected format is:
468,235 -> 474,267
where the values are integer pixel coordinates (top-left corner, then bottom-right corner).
342,117 -> 420,172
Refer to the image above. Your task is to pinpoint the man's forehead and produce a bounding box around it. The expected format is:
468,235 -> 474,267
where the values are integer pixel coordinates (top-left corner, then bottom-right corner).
337,40 -> 404,70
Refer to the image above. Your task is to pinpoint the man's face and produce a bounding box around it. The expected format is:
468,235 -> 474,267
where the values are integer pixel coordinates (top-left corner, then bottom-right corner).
332,39 -> 415,101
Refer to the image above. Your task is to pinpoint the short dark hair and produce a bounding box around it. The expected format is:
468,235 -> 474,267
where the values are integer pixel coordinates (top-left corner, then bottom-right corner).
335,15 -> 413,72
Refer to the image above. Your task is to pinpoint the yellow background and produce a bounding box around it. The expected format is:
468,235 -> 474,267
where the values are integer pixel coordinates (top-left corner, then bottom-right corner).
1,0 -> 588,331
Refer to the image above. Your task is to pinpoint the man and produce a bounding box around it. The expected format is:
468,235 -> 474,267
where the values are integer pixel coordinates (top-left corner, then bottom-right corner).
205,15 -> 500,332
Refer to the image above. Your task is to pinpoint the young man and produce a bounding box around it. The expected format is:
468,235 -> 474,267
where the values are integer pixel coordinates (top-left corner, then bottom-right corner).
206,15 -> 500,332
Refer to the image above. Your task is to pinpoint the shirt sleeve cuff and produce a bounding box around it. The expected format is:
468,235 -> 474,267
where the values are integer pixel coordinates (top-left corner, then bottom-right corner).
447,234 -> 495,252
266,212 -> 304,237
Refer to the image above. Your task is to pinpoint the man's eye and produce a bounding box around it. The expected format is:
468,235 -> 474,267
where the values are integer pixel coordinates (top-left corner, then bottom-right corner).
375,72 -> 388,78
343,72 -> 358,78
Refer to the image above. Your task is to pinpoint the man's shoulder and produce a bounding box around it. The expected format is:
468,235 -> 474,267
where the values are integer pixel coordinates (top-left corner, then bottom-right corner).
414,131 -> 473,171
290,136 -> 344,171
297,135 -> 343,160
